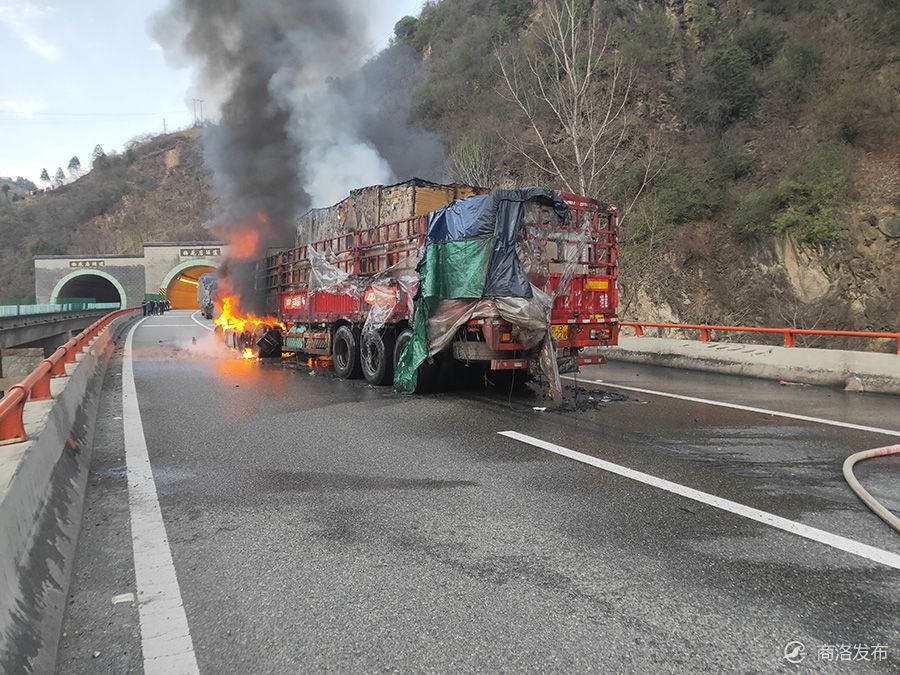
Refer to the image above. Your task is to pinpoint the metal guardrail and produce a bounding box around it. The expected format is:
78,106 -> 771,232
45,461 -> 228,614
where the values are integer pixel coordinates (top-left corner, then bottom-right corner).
0,307 -> 138,445
0,302 -> 120,318
621,321 -> 900,354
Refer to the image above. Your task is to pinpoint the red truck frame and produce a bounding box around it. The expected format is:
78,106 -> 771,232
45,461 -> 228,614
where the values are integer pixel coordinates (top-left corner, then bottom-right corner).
256,191 -> 619,386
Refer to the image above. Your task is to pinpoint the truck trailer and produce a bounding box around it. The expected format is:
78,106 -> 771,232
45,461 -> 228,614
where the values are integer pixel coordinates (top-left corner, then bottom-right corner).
226,184 -> 619,395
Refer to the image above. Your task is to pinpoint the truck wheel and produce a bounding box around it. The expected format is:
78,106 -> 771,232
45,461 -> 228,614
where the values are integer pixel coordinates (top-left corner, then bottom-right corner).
361,329 -> 396,386
394,329 -> 414,371
332,325 -> 362,379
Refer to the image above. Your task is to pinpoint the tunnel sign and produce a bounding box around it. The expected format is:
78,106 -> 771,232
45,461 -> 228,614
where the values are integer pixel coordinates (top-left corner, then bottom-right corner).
69,260 -> 105,268
180,247 -> 221,257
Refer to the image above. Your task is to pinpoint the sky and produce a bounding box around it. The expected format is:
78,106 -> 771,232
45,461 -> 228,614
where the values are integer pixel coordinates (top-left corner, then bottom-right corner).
0,0 -> 424,184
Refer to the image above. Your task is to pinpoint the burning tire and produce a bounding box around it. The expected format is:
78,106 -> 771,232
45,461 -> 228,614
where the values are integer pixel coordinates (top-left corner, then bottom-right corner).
332,325 -> 362,379
361,329 -> 395,386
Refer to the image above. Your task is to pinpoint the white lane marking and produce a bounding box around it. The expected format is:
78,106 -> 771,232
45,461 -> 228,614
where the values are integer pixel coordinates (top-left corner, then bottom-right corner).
563,375 -> 900,438
123,319 -> 200,675
190,310 -> 214,332
140,324 -> 199,328
499,431 -> 900,570
111,592 -> 135,605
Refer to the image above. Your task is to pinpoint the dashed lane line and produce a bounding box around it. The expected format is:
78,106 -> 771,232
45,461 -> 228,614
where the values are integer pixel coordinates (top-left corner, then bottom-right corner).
562,375 -> 900,438
499,430 -> 900,570
123,318 -> 200,675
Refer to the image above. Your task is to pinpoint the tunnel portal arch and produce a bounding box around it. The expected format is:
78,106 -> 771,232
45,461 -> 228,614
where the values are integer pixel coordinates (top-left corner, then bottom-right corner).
50,270 -> 126,306
160,259 -> 219,310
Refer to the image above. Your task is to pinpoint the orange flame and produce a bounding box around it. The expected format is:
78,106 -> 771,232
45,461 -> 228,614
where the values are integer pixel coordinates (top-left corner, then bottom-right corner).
214,295 -> 285,333
241,347 -> 256,360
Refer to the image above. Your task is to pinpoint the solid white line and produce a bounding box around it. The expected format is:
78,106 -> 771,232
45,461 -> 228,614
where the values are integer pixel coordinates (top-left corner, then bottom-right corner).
123,319 -> 200,675
499,431 -> 900,570
190,310 -> 214,332
562,375 -> 900,438
140,324 -> 199,328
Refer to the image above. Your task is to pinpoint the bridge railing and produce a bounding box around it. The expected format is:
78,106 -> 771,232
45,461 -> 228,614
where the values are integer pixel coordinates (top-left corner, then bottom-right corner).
0,302 -> 121,318
620,321 -> 900,354
0,307 -> 138,445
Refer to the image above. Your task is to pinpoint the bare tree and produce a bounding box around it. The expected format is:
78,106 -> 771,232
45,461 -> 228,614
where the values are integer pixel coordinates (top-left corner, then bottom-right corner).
496,0 -> 643,198
448,138 -> 495,187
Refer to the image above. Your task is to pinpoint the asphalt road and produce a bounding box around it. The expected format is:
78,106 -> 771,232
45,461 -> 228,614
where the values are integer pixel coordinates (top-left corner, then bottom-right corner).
57,311 -> 900,673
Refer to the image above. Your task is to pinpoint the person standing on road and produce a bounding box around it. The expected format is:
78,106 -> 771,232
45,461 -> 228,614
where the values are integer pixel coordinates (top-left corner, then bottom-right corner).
142,300 -> 148,317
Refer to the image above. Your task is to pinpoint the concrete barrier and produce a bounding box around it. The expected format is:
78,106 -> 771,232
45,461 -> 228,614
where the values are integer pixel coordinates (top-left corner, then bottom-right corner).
606,336 -> 900,395
0,315 -> 134,673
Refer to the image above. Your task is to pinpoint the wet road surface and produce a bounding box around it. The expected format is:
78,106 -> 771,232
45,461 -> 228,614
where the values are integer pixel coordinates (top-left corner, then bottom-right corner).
57,311 -> 900,672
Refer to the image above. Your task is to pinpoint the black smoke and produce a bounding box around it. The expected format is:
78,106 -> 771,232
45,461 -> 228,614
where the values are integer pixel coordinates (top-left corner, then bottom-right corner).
150,1 -> 444,307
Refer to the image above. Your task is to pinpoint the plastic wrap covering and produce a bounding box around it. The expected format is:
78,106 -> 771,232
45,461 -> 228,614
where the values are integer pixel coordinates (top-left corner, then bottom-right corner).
306,246 -> 419,341
395,188 -> 572,398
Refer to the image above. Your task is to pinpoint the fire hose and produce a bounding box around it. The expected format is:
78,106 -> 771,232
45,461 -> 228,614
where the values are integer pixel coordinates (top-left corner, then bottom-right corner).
842,444 -> 900,534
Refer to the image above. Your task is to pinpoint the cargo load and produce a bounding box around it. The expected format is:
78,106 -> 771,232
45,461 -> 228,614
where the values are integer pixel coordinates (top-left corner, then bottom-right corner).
226,180 -> 619,397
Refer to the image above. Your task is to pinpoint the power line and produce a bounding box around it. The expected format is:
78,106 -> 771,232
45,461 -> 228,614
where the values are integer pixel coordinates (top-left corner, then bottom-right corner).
0,110 -> 188,118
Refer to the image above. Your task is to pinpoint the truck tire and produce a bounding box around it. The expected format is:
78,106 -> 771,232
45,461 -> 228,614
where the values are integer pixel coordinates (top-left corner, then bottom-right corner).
361,329 -> 396,386
332,325 -> 362,379
393,329 -> 440,393
394,329 -> 414,371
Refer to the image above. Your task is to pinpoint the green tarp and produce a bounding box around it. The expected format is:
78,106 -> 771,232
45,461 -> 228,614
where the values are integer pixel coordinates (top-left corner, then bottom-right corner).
394,238 -> 491,393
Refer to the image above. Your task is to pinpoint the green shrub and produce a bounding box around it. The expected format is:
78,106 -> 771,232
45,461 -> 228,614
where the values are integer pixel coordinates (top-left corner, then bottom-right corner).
735,18 -> 782,66
691,46 -> 758,128
713,144 -> 752,181
393,16 -> 418,44
772,44 -> 822,100
649,160 -> 719,225
819,81 -> 895,145
772,145 -> 848,243
619,5 -> 680,72
733,186 -> 779,237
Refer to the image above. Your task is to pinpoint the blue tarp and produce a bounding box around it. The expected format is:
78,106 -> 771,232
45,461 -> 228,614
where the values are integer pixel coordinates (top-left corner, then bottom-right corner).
424,188 -> 568,299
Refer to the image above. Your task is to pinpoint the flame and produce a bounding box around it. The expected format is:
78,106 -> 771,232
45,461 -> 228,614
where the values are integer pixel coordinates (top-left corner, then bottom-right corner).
241,347 -> 255,360
228,229 -> 261,261
214,294 -> 285,333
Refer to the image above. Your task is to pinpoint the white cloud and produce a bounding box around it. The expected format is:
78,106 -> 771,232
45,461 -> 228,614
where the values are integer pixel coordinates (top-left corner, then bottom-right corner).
0,98 -> 45,118
0,1 -> 59,60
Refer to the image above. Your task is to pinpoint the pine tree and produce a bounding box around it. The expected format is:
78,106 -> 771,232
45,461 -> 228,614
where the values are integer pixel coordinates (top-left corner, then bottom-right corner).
91,144 -> 108,169
67,156 -> 82,176
53,167 -> 65,187
40,168 -> 50,185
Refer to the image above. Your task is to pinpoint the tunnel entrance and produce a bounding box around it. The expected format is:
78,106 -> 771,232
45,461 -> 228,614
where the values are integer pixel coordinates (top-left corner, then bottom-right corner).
165,265 -> 216,309
54,273 -> 123,305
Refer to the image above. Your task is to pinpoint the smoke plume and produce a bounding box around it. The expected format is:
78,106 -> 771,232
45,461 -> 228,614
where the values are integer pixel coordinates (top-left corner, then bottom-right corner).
150,0 -> 443,307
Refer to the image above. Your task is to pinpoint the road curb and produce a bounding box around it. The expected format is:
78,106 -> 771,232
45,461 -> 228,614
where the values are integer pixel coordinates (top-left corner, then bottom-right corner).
0,314 -> 136,673
606,337 -> 900,395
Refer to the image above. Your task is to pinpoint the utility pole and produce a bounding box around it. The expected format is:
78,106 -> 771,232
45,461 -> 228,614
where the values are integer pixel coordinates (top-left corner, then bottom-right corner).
163,117 -> 168,134
191,98 -> 204,127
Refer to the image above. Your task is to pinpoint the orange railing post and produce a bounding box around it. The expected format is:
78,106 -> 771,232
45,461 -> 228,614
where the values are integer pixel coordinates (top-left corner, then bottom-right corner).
0,388 -> 28,445
699,328 -> 710,342
49,348 -> 68,377
0,307 -> 138,445
634,324 -> 644,337
783,331 -> 795,348
29,363 -> 53,401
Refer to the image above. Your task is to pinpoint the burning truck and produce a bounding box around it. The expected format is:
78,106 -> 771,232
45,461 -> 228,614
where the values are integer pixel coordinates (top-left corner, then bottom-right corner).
215,178 -> 619,397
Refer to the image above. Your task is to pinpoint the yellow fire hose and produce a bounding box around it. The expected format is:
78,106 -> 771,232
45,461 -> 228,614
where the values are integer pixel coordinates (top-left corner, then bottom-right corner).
842,444 -> 900,534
